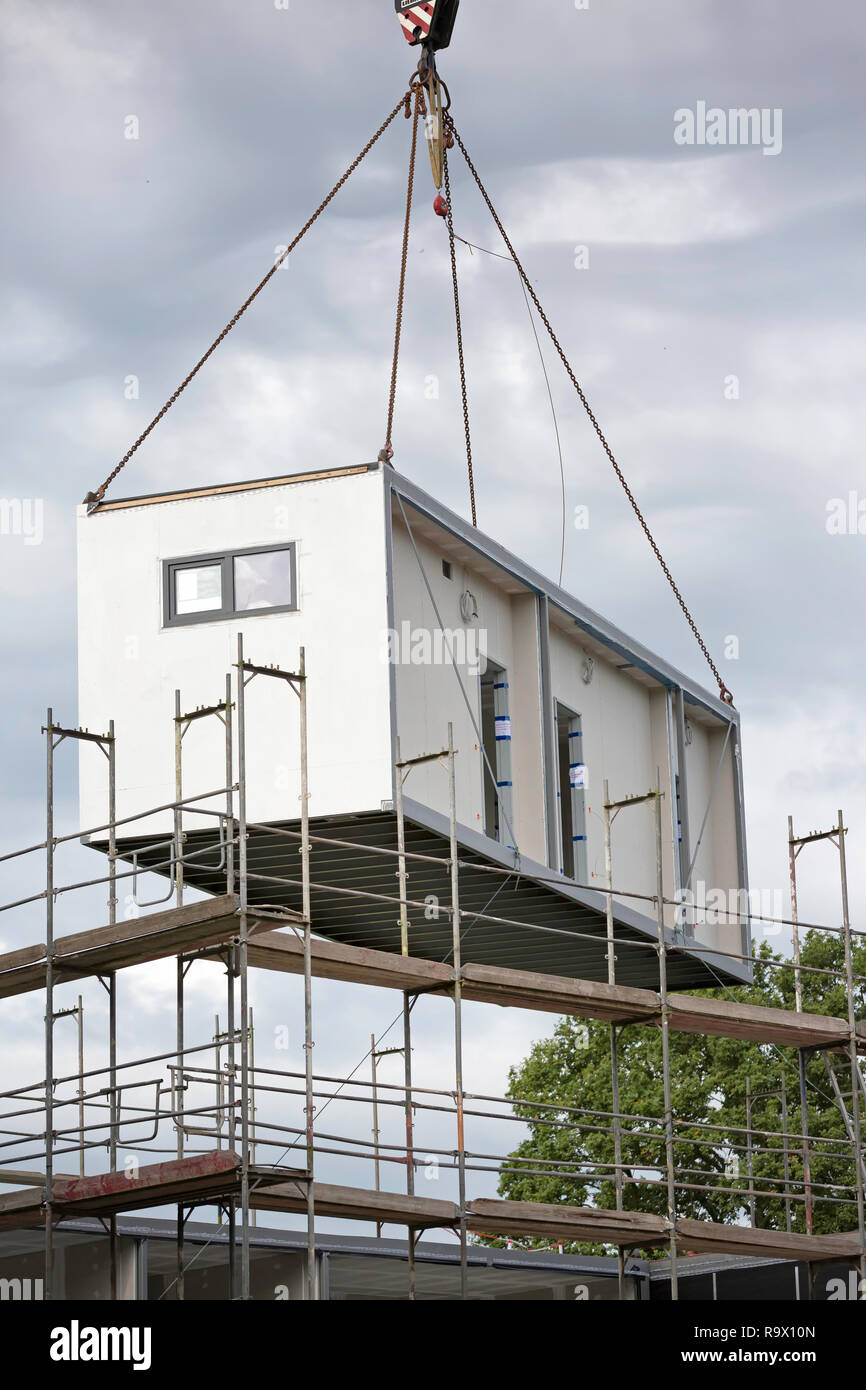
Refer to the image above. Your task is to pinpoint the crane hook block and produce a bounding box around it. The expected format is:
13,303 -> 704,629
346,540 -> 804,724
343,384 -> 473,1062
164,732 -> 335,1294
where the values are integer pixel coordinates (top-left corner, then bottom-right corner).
395,0 -> 460,52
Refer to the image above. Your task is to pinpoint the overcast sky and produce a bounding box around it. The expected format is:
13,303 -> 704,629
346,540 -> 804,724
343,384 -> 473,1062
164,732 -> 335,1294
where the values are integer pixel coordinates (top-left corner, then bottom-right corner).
1,0 -> 864,1240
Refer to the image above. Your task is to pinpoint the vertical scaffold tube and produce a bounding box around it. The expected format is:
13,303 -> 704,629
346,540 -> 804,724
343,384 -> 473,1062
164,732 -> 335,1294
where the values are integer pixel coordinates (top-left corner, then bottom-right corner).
837,810 -> 866,1292
44,710 -> 55,1300
299,648 -> 317,1300
655,777 -> 678,1299
236,636 -> 251,1300
395,736 -> 417,1299
447,724 -> 468,1300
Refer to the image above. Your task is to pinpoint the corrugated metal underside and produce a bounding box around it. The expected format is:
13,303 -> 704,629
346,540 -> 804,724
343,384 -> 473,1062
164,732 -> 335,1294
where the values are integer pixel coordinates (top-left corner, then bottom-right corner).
110,812 -> 735,990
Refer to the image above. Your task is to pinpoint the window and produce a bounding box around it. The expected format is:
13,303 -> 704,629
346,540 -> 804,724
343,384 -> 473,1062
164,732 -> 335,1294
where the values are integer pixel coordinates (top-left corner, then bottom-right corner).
555,701 -> 588,882
164,543 -> 297,627
234,548 -> 294,612
442,559 -> 452,580
174,563 -> 223,616
480,661 -> 512,845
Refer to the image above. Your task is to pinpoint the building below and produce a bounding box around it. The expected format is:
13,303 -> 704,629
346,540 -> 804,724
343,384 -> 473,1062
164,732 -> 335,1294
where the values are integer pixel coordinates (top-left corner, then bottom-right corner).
0,1220 -> 859,1301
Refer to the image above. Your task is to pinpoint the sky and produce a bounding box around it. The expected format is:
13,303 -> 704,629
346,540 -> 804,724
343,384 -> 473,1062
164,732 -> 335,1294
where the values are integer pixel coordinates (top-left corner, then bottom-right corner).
1,0 -> 864,1246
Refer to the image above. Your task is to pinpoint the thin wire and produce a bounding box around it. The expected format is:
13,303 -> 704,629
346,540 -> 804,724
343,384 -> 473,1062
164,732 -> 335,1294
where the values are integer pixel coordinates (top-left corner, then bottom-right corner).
453,231 -> 568,586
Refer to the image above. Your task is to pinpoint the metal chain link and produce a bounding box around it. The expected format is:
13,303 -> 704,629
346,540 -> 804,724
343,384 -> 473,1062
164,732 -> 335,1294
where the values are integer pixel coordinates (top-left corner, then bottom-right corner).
382,86 -> 422,460
442,142 -> 478,528
86,93 -> 411,508
446,114 -> 733,706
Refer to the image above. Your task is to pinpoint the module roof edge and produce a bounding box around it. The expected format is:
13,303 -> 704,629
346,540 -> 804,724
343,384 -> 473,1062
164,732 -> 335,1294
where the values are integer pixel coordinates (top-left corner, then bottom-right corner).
388,470 -> 738,724
81,462 -> 381,514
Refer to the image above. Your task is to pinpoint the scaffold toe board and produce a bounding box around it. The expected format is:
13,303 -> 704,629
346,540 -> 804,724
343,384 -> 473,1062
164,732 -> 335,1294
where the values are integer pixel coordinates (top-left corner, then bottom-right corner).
0,1152 -> 309,1229
53,1151 -> 249,1215
251,1179 -> 460,1229
466,1198 -> 669,1249
0,1185 -> 49,1231
0,1167 -> 79,1186
247,925 -> 455,994
0,894 -> 302,999
664,992 -> 866,1050
468,1199 -> 864,1263
673,1218 -> 864,1263
238,929 -> 864,1052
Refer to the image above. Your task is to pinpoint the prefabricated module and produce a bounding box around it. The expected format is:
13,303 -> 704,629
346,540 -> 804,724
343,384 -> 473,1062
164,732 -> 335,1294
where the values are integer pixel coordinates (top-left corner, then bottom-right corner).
76,461 -> 749,990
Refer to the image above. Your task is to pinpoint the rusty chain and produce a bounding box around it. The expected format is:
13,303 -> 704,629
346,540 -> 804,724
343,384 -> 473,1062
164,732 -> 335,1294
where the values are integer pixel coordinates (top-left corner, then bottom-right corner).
381,85 -> 423,461
86,92 -> 411,508
446,112 -> 733,706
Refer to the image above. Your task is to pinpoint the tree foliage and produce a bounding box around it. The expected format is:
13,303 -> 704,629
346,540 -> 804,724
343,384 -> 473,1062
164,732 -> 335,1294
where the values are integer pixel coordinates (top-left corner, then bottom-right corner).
482,932 -> 864,1253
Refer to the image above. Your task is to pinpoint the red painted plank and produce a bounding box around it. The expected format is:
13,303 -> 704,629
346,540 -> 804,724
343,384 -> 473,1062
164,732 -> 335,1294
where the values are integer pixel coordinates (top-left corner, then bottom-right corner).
54,1150 -> 240,1204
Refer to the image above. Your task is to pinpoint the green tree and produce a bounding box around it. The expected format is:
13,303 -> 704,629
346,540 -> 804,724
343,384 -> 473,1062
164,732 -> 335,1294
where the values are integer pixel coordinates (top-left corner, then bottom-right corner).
483,932 -> 864,1253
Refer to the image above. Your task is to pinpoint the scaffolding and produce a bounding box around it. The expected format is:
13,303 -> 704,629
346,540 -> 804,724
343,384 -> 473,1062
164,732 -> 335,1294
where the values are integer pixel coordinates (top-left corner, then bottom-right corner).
0,646 -> 864,1301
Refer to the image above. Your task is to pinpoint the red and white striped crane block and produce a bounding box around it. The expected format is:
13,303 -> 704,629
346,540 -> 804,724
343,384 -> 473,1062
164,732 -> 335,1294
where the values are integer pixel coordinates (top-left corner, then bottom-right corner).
396,2 -> 436,45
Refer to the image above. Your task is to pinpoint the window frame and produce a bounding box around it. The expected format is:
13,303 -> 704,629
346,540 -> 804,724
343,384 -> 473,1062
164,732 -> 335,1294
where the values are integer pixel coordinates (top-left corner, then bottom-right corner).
479,658 -> 512,845
163,542 -> 298,628
554,699 -> 588,883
